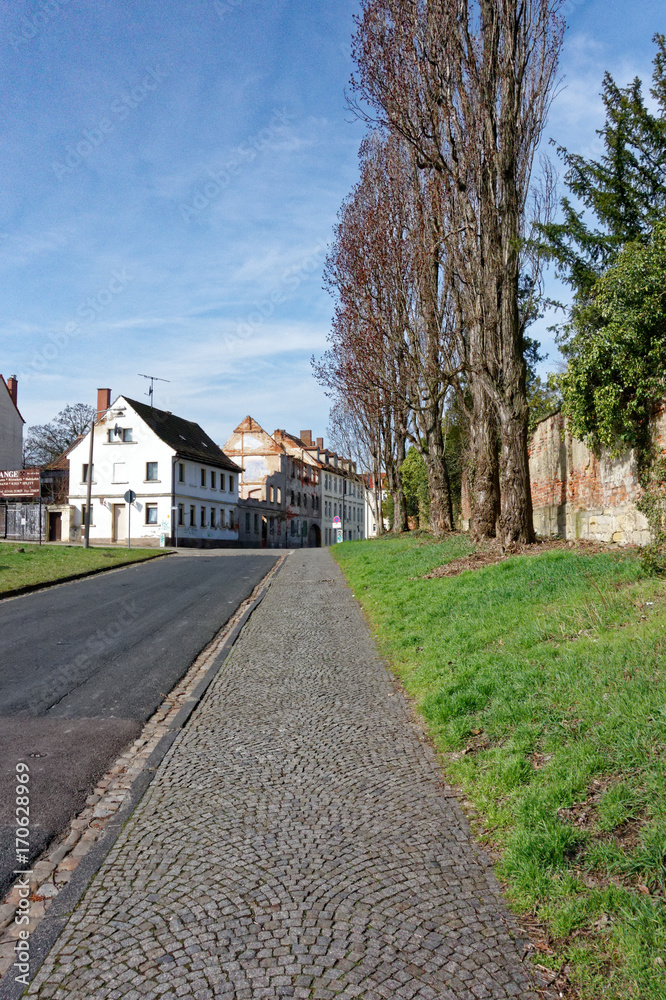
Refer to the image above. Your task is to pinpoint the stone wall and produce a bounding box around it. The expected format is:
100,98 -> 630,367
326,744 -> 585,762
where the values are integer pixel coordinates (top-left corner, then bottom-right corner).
528,408 -> 666,545
459,408 -> 666,544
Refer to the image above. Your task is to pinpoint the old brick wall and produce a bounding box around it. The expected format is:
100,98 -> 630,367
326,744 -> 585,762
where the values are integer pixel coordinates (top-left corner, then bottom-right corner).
459,408 -> 666,543
528,409 -> 666,544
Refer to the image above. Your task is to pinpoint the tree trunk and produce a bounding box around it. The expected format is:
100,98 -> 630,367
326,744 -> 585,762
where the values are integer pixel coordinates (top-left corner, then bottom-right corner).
424,448 -> 453,536
494,42 -> 536,546
468,379 -> 499,540
392,484 -> 409,533
497,392 -> 535,544
393,408 -> 409,533
417,412 -> 454,536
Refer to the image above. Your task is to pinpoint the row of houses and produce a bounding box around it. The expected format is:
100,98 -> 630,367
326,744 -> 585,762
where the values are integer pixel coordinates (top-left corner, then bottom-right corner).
0,379 -> 384,548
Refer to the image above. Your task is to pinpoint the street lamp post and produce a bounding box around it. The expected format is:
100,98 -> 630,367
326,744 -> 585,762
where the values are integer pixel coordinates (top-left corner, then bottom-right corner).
83,414 -> 95,549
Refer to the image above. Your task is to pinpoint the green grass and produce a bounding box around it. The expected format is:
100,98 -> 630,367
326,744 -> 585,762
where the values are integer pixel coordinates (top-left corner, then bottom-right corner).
332,533 -> 666,1000
0,543 -> 166,595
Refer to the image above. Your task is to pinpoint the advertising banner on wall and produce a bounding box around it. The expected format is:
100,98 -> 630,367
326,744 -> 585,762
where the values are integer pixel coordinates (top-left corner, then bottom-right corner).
0,469 -> 41,498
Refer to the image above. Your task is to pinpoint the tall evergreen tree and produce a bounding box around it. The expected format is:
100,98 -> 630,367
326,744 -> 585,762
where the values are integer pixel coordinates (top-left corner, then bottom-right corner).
540,34 -> 666,351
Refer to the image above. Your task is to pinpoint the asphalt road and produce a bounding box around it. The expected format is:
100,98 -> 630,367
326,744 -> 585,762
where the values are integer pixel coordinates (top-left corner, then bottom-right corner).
0,551 -> 278,895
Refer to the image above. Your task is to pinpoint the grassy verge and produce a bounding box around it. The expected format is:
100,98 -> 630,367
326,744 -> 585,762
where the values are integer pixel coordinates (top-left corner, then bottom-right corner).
332,533 -> 666,1000
0,543 -> 166,595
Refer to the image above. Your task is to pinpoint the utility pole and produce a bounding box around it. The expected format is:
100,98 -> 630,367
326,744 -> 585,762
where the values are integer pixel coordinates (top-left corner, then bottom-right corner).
84,402 -> 124,549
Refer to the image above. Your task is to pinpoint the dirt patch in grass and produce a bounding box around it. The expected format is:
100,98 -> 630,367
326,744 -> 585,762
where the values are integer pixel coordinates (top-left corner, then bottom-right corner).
557,776 -> 617,830
557,776 -> 660,901
423,537 -> 614,579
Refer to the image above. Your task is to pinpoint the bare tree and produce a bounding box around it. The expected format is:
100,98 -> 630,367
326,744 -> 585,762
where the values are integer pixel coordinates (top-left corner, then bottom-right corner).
352,0 -> 565,543
328,395 -> 385,534
23,403 -> 95,467
317,131 -> 463,536
316,137 -> 413,533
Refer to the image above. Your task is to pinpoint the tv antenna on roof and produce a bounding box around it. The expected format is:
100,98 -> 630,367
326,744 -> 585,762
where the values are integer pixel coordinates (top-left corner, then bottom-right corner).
138,373 -> 170,408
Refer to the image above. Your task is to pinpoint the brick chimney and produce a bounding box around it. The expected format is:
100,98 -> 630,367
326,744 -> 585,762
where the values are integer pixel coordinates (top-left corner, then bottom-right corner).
97,388 -> 111,420
7,375 -> 17,406
316,437 -> 323,449
300,430 -> 313,447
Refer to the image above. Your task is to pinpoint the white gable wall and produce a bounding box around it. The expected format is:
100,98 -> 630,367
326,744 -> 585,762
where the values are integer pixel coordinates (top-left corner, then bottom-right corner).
0,386 -> 23,471
67,397 -> 238,546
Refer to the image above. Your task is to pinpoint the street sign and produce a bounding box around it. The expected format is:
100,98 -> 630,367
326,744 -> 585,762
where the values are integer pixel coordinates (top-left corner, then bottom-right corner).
336,528 -> 343,543
123,491 -> 137,550
332,515 -> 341,526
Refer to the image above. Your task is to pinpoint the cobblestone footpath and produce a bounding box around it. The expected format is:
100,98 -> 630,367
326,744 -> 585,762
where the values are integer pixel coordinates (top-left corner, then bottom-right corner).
26,550 -> 541,1000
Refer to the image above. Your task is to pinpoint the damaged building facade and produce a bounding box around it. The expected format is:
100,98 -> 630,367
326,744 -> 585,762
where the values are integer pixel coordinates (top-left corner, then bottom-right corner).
224,418 -> 366,548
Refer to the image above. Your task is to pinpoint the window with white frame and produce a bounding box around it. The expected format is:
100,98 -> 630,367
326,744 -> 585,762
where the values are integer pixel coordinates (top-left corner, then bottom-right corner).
146,462 -> 158,481
145,504 -> 158,525
107,427 -> 133,443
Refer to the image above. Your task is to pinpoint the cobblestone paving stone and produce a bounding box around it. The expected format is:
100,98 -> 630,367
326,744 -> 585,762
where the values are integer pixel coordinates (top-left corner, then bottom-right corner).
26,550 -> 542,1000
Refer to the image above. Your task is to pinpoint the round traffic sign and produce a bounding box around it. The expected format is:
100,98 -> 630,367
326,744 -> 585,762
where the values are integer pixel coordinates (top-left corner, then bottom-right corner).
124,490 -> 137,503
332,515 -> 341,525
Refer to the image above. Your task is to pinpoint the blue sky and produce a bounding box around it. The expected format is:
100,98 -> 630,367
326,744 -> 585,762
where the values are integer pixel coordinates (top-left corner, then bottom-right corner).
0,0 -> 662,446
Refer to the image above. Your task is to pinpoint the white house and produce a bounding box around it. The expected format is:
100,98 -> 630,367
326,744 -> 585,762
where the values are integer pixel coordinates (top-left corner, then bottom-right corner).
363,472 -> 388,538
0,375 -> 24,471
67,391 -> 242,547
296,432 -> 365,545
319,456 -> 366,545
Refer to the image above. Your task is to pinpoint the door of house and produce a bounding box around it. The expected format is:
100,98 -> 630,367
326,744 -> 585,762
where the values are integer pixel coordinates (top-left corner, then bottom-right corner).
48,512 -> 62,542
112,504 -> 127,542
